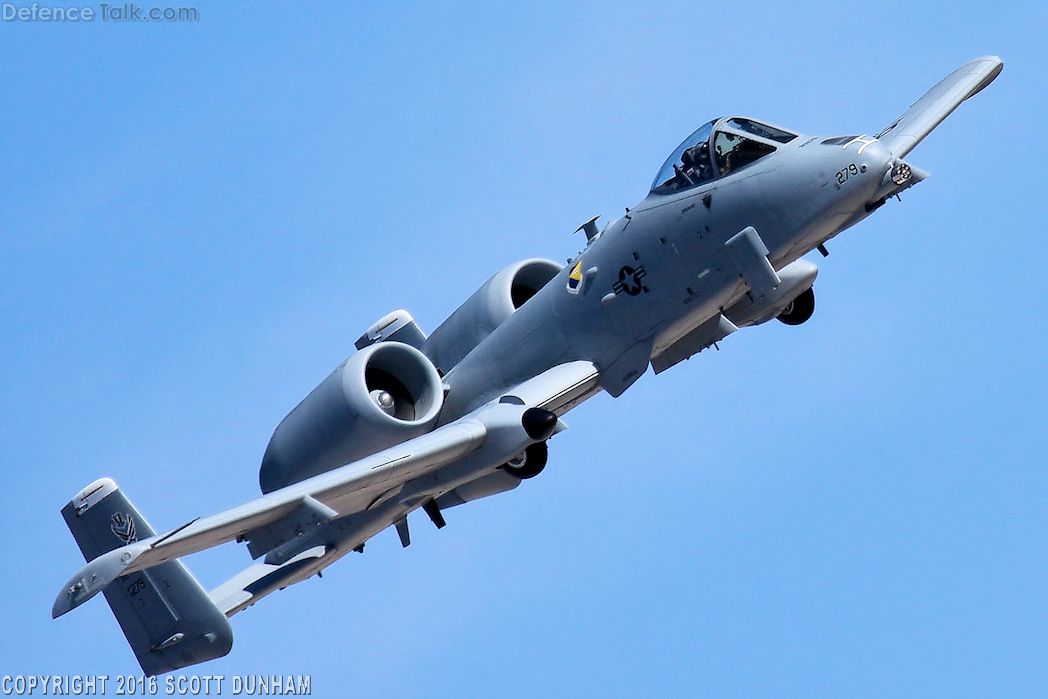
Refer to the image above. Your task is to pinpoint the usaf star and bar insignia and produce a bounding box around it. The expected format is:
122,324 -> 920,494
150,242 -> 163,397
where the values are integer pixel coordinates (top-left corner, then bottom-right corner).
612,265 -> 648,296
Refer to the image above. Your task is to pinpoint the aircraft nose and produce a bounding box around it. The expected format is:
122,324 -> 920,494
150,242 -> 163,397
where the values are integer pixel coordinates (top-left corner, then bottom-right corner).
859,139 -> 892,183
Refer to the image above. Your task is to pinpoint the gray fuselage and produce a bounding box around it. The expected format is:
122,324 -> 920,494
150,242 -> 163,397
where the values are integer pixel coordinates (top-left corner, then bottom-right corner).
441,120 -> 893,420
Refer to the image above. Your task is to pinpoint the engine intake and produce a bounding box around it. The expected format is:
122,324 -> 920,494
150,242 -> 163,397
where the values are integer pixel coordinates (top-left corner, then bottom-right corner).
259,342 -> 443,493
422,258 -> 563,374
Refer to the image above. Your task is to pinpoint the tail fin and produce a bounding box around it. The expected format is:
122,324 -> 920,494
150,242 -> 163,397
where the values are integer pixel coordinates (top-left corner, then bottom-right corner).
60,478 -> 233,676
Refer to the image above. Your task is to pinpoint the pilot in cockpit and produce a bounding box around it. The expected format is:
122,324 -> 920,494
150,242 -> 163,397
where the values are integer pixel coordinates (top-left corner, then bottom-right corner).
679,141 -> 712,185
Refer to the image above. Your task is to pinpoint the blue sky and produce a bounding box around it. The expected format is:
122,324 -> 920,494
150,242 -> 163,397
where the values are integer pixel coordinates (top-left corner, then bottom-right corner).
2,2 -> 1046,697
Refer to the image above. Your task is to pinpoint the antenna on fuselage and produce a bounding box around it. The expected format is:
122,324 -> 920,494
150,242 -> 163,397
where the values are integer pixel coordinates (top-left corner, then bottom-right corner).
575,215 -> 600,242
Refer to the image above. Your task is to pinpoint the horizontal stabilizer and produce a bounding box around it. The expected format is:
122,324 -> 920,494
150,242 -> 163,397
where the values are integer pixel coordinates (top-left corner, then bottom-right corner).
877,56 -> 1003,158
54,422 -> 488,619
210,546 -> 329,617
58,479 -> 232,676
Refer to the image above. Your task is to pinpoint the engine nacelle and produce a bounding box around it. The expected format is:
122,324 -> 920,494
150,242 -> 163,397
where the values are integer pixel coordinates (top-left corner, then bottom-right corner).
259,342 -> 444,493
724,258 -> 819,328
421,258 -> 563,374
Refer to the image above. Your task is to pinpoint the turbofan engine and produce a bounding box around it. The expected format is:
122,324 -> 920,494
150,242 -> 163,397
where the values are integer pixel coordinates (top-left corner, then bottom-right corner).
422,258 -> 563,374
259,342 -> 444,493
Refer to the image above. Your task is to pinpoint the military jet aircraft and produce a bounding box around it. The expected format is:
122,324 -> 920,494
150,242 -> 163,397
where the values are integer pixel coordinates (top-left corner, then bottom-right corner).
53,56 -> 1002,675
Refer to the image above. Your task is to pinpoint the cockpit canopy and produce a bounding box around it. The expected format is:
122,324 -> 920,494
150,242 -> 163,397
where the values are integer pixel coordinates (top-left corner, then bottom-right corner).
650,117 -> 798,195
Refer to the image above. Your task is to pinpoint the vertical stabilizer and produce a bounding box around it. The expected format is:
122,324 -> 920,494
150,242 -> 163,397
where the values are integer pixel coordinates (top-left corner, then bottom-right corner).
60,478 -> 233,676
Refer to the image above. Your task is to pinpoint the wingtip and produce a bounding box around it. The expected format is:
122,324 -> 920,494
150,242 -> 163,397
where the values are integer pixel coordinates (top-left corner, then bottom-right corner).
968,56 -> 1004,99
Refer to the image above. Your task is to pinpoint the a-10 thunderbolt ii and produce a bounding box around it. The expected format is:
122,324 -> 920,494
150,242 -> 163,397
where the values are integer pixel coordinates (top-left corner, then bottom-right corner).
53,56 -> 1002,674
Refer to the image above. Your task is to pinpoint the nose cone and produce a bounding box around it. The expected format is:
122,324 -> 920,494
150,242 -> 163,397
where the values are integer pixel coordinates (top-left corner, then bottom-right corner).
862,139 -> 893,183
834,137 -> 893,206
860,137 -> 928,205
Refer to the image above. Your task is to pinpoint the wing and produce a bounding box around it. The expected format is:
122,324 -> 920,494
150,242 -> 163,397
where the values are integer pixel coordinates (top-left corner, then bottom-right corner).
54,360 -> 600,619
876,55 -> 1002,159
